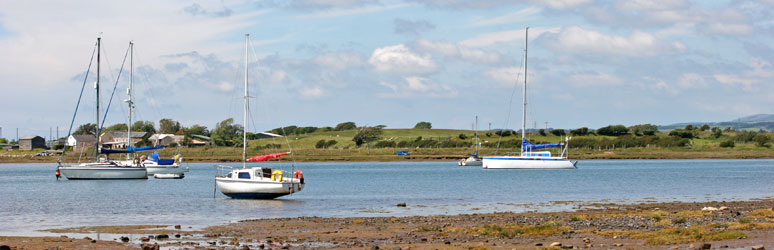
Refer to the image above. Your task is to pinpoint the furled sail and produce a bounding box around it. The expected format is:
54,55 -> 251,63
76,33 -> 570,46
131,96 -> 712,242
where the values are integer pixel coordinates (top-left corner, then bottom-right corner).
101,146 -> 165,154
521,138 -> 561,151
247,152 -> 289,162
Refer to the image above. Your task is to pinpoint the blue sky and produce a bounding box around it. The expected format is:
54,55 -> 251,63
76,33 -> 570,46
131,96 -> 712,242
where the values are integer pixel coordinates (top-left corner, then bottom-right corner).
1,0 -> 773,139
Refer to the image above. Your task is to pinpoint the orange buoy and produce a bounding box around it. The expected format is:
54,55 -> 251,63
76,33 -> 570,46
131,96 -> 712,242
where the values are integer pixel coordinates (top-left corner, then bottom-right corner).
294,170 -> 303,180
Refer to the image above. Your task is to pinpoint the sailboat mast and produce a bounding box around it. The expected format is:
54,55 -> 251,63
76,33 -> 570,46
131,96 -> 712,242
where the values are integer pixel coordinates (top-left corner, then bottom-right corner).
243,34 -> 249,168
521,27 -> 528,154
127,41 -> 134,159
95,37 -> 101,159
475,116 -> 479,155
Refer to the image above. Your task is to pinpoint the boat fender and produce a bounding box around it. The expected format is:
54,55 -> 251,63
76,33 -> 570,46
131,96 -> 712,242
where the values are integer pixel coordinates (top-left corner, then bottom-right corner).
271,170 -> 283,182
55,170 -> 61,179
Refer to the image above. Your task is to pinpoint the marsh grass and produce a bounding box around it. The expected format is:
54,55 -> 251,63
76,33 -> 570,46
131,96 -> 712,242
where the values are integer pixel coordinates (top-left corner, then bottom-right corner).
728,221 -> 774,230
749,208 -> 774,220
674,210 -> 713,218
449,223 -> 571,238
598,225 -> 746,245
672,217 -> 688,224
417,225 -> 441,232
635,227 -> 746,244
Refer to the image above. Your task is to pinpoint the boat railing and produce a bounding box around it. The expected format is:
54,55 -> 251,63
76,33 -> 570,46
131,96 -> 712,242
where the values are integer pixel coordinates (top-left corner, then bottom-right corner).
214,165 -> 234,177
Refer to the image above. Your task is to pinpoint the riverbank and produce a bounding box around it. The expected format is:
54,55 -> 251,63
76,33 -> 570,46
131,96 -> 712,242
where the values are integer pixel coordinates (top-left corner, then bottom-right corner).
2,199 -> 773,249
3,146 -> 774,163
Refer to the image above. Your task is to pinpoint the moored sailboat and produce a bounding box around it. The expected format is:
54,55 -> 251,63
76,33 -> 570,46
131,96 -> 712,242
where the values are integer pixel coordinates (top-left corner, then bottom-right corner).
214,34 -> 304,199
459,116 -> 482,166
482,28 -> 577,170
57,38 -> 148,180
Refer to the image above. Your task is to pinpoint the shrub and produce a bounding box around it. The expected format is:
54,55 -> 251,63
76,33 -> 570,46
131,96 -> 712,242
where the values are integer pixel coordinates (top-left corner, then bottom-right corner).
597,125 -> 629,136
569,127 -> 589,136
315,140 -> 327,149
734,131 -> 757,143
719,140 -> 735,148
550,129 -> 566,136
669,129 -> 695,139
458,133 -> 468,140
414,121 -> 432,129
754,134 -> 771,147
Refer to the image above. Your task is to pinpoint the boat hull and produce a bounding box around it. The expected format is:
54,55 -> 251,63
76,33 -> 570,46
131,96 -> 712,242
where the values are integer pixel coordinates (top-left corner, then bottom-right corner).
459,156 -> 482,166
145,165 -> 184,176
59,163 -> 148,180
215,177 -> 304,199
482,156 -> 576,169
154,173 -> 184,179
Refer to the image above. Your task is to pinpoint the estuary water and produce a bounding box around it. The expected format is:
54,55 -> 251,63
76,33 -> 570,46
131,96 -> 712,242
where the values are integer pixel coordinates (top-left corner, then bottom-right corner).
1,159 -> 773,235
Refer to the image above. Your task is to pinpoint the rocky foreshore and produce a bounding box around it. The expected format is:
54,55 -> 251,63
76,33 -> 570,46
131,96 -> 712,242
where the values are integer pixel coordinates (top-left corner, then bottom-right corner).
2,199 -> 773,249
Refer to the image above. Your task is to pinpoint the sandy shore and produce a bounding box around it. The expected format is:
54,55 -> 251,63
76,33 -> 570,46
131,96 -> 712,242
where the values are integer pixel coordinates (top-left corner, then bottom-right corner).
2,199 -> 773,249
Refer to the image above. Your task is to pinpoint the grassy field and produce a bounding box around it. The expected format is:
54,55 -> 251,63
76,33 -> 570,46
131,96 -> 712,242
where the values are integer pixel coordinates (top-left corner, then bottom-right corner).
4,128 -> 773,163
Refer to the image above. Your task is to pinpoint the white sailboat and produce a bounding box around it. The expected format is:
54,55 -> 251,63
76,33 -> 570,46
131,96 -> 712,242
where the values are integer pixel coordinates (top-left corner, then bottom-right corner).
110,41 -> 185,178
57,38 -> 148,180
214,34 -> 304,199
459,116 -> 482,166
482,28 -> 577,170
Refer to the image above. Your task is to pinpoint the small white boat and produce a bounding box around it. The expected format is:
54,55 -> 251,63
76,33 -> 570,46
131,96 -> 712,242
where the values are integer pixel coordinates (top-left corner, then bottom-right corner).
459,116 -> 483,166
216,165 -> 304,199
458,155 -> 483,166
153,173 -> 184,179
482,27 -> 577,170
214,34 -> 305,199
142,153 -> 185,176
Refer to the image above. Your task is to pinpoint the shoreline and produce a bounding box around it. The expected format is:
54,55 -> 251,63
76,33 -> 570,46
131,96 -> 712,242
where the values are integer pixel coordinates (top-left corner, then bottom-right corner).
2,154 -> 774,164
2,199 -> 773,249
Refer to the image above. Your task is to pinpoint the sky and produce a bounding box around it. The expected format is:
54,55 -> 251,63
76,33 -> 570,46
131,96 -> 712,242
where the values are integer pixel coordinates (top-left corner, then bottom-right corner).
1,0 -> 773,140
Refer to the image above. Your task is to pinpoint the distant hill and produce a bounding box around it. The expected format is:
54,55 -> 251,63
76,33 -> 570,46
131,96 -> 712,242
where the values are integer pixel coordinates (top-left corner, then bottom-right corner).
735,114 -> 774,123
659,114 -> 774,131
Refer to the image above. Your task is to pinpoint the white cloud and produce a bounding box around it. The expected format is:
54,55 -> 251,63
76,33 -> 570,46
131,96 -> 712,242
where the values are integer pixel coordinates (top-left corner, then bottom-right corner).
469,7 -> 541,27
368,44 -> 437,75
300,86 -> 326,98
712,57 -> 774,91
655,23 -> 695,37
616,0 -> 688,11
414,39 -> 500,64
677,73 -> 706,88
460,27 -> 560,47
297,3 -> 411,19
0,1 -> 263,90
377,76 -> 457,98
314,51 -> 365,70
713,74 -> 754,90
531,0 -> 594,9
269,70 -> 289,84
484,67 -> 522,86
570,72 -> 622,86
701,22 -> 754,36
540,26 -> 686,57
213,81 -> 235,92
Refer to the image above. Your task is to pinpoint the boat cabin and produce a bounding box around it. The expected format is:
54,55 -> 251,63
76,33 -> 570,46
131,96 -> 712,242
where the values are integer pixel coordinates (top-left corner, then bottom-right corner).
227,167 -> 274,180
521,151 -> 551,157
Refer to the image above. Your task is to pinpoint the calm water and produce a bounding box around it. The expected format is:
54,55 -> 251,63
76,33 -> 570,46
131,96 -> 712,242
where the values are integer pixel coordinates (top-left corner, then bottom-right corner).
1,159 -> 773,235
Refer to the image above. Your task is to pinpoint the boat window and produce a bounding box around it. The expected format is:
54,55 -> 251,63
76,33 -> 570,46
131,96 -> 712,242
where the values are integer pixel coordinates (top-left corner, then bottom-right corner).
238,172 -> 251,179
227,173 -> 232,178
262,168 -> 272,178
